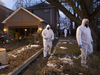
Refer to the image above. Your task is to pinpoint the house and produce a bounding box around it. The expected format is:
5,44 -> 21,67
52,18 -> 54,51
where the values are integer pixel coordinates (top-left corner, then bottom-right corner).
2,7 -> 47,39
0,5 -> 13,34
2,2 -> 60,39
26,2 -> 60,35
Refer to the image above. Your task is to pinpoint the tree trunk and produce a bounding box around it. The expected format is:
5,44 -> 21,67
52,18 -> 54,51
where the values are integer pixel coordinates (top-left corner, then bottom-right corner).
90,19 -> 99,51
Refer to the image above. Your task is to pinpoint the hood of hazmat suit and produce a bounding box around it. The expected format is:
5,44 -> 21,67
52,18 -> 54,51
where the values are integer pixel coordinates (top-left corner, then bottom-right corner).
76,18 -> 93,45
42,24 -> 54,43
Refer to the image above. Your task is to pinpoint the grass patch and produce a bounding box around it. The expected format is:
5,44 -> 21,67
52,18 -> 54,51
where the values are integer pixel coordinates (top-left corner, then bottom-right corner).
55,43 -> 81,56
39,39 -> 100,75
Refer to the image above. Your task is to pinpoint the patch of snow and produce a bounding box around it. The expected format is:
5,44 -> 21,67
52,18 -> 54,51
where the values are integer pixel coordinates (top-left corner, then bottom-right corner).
63,42 -> 67,44
0,65 -> 8,69
58,57 -> 73,65
8,54 -> 17,58
60,47 -> 67,49
47,61 -> 57,68
17,49 -> 24,54
73,56 -> 78,59
60,65 -> 63,69
31,45 -> 40,47
21,48 -> 25,50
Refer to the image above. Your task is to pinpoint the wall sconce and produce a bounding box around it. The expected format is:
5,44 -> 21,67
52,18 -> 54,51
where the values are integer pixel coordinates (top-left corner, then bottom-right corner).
57,24 -> 59,26
3,28 -> 7,32
39,27 -> 42,31
25,29 -> 27,31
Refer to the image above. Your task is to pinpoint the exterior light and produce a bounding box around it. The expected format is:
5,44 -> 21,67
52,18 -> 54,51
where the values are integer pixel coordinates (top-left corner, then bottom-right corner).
39,27 -> 42,31
57,24 -> 59,26
25,29 -> 27,31
3,28 -> 7,32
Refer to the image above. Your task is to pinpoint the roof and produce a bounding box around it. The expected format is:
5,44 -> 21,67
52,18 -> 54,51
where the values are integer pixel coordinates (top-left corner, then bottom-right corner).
0,5 -> 14,12
26,2 -> 54,9
2,7 -> 45,23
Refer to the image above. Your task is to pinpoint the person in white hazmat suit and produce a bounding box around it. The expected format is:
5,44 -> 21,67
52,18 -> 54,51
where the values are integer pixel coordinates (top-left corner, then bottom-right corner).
64,28 -> 67,37
76,18 -> 93,68
42,25 -> 54,57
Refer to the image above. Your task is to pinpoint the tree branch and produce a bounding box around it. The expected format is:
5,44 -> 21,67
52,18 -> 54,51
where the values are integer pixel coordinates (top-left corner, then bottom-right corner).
78,0 -> 90,18
60,0 -> 84,19
90,5 -> 100,19
46,0 -> 81,25
86,0 -> 93,8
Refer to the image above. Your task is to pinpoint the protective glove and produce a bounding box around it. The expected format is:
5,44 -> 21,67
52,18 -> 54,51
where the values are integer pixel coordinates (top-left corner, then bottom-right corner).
91,41 -> 93,45
45,37 -> 48,40
79,45 -> 82,48
51,39 -> 53,42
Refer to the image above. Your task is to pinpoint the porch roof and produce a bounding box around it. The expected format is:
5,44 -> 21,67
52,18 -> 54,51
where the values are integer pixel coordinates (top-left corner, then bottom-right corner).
2,7 -> 45,23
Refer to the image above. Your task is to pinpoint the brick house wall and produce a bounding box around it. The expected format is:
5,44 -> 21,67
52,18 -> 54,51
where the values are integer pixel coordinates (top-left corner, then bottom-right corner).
0,5 -> 13,32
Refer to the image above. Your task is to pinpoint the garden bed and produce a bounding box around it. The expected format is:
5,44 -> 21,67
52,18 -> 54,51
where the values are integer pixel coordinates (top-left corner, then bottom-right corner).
0,43 -> 43,74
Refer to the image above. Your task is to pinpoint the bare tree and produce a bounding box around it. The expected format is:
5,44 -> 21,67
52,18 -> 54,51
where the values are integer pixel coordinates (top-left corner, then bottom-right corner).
0,0 -> 5,6
46,0 -> 100,51
12,0 -> 45,10
60,17 -> 70,29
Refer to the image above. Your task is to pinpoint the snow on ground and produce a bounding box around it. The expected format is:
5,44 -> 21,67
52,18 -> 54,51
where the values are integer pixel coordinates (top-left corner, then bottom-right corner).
8,45 -> 40,58
69,42 -> 73,44
60,47 -> 67,49
8,54 -> 17,58
47,61 -> 57,68
62,42 -> 67,44
58,57 -> 73,65
0,65 -> 8,69
31,45 -> 40,47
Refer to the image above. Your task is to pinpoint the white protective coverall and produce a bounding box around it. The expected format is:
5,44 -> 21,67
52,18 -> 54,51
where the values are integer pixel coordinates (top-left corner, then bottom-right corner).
64,29 -> 67,37
76,18 -> 93,64
42,25 -> 54,57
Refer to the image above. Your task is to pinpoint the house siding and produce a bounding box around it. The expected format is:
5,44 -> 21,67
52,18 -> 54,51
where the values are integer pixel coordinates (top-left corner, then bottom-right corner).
23,10 -> 38,21
34,9 -> 50,23
31,7 -> 58,33
8,11 -> 21,22
0,5 -> 13,31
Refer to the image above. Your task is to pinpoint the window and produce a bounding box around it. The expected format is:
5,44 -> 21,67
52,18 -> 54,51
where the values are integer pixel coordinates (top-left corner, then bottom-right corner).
6,10 -> 9,17
44,9 -> 49,13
